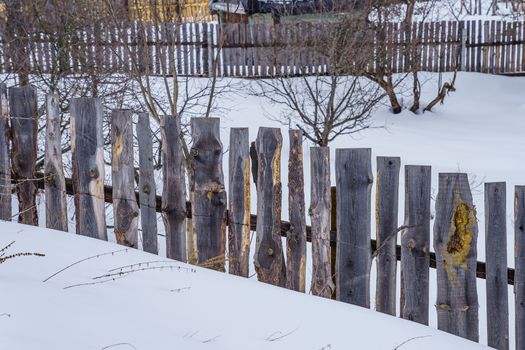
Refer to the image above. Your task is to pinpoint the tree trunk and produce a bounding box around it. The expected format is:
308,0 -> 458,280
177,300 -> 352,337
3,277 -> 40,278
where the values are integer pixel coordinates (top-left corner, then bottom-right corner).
310,147 -> 334,298
0,84 -> 11,221
9,86 -> 38,226
515,186 -> 525,350
434,173 -> 479,342
190,117 -> 226,271
44,94 -> 67,231
111,109 -> 139,248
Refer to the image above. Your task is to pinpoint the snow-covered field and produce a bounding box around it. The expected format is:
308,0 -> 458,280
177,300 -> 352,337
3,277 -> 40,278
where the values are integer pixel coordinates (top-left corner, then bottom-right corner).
1,221 -> 489,350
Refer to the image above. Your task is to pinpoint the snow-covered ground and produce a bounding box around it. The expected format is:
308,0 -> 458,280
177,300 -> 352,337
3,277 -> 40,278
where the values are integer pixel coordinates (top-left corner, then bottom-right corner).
1,221 -> 490,350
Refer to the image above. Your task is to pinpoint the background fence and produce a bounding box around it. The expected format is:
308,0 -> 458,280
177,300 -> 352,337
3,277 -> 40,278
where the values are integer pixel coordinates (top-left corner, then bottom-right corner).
0,20 -> 524,78
1,84 -> 524,350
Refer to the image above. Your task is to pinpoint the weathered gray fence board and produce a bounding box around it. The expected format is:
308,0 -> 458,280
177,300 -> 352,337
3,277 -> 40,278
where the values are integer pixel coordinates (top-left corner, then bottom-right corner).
400,165 -> 431,325
310,147 -> 334,298
70,97 -> 107,240
190,118 -> 226,271
161,115 -> 187,261
485,182 -> 509,350
335,148 -> 372,307
137,112 -> 158,254
254,127 -> 286,287
434,173 -> 479,342
515,186 -> 525,350
0,84 -> 11,221
228,128 -> 250,277
375,156 -> 400,316
9,86 -> 38,226
111,109 -> 139,248
286,129 -> 306,292
44,94 -> 67,231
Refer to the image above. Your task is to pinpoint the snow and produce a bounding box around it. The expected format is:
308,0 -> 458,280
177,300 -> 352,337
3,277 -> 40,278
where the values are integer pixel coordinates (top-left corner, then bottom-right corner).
1,221 -> 489,349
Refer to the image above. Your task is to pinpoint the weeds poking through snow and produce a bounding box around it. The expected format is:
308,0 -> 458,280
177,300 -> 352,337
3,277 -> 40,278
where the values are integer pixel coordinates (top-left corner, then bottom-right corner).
393,335 -> 431,349
0,313 -> 11,317
265,327 -> 299,342
0,241 -> 44,265
202,335 -> 221,343
101,343 -> 137,350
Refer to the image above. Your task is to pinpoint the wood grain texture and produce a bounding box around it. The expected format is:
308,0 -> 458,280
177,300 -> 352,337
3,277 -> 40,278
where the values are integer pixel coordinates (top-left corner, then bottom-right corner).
335,148 -> 372,307
515,186 -> 525,350
44,94 -> 67,231
0,84 -> 11,220
190,118 -> 226,271
400,165 -> 431,325
254,127 -> 286,287
375,156 -> 400,316
485,182 -> 509,350
111,110 -> 139,248
286,130 -> 306,292
161,115 -> 187,261
228,128 -> 250,277
70,97 -> 107,240
137,112 -> 158,254
434,173 -> 479,342
9,86 -> 38,226
310,147 -> 334,298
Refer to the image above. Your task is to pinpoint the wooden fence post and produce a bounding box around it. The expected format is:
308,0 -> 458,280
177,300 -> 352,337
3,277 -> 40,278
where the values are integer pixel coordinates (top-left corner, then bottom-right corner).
161,115 -> 186,261
9,86 -> 38,226
137,112 -> 158,254
485,182 -> 509,350
190,117 -> 226,271
515,186 -> 525,350
0,84 -> 11,221
228,127 -> 250,277
70,97 -> 107,240
310,146 -> 334,298
434,173 -> 479,342
375,156 -> 400,316
111,109 -> 139,248
254,127 -> 286,287
400,165 -> 431,325
287,129 -> 306,292
335,148 -> 373,307
44,94 -> 67,231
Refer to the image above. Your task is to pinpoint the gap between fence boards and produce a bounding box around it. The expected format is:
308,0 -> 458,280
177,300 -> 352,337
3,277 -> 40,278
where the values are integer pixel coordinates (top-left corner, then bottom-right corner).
28,171 -> 515,285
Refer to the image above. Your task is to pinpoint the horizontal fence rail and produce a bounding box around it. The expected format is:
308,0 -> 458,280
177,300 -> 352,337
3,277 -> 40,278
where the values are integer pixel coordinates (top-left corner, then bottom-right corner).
0,20 -> 525,77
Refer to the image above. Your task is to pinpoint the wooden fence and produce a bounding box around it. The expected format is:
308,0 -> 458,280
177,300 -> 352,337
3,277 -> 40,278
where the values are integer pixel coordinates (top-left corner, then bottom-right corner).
1,85 -> 525,349
1,20 -> 525,77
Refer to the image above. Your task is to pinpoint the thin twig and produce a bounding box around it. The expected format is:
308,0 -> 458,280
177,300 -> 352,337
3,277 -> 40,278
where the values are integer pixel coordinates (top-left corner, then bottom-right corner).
393,335 -> 431,349
372,225 -> 419,259
101,343 -> 138,350
43,248 -> 128,282
63,275 -> 128,290
265,327 -> 299,342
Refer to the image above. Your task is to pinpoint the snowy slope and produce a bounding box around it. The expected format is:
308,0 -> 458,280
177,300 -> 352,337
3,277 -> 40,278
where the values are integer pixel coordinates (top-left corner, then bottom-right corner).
1,221 -> 489,350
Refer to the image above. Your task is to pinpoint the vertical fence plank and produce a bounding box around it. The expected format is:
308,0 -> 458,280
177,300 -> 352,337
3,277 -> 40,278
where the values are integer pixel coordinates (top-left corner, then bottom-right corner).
111,110 -> 139,248
191,118 -> 227,271
71,97 -> 106,240
434,173 -> 479,342
400,165 -> 431,325
228,127 -> 250,277
254,127 -> 286,287
9,86 -> 38,226
286,129 -> 306,292
375,156 -> 400,316
310,147 -> 334,298
516,186 -> 525,350
137,112 -> 158,254
44,94 -> 67,231
336,148 -> 372,307
161,115 -> 186,261
0,84 -> 10,220
485,182 -> 509,350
